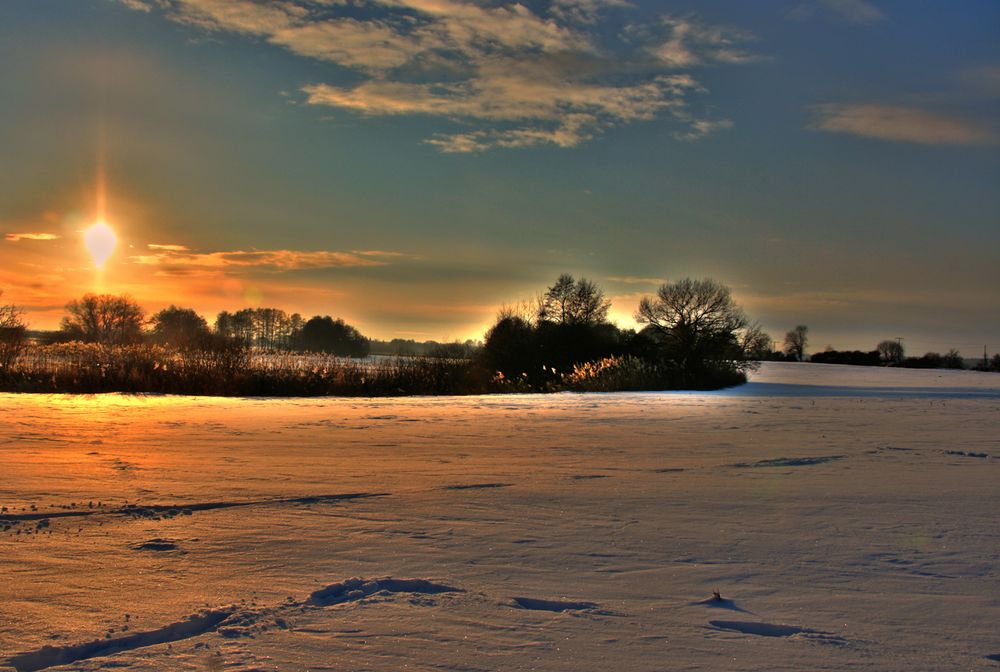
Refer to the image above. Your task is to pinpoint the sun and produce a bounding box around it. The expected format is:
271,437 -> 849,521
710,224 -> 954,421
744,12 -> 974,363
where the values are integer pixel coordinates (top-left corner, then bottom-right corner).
84,220 -> 117,269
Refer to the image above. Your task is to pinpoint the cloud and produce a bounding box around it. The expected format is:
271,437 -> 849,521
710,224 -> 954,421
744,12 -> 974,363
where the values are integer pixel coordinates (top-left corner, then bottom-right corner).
959,65 -> 1000,98
789,0 -> 886,25
550,0 -> 631,25
147,243 -> 190,251
4,233 -> 61,242
646,17 -> 759,68
116,0 -> 757,151
811,104 -> 998,145
607,276 -> 667,285
116,0 -> 157,11
130,247 -> 402,271
674,118 -> 733,141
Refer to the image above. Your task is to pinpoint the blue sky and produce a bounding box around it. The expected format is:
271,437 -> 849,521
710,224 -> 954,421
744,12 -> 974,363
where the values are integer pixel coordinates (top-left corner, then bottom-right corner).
0,0 -> 997,354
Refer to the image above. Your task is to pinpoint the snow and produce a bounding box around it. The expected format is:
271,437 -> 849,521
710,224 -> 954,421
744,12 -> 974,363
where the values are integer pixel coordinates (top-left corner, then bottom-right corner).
0,362 -> 998,671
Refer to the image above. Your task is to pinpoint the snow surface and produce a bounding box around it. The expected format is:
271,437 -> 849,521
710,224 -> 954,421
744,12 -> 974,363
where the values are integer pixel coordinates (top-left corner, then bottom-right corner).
0,362 -> 998,671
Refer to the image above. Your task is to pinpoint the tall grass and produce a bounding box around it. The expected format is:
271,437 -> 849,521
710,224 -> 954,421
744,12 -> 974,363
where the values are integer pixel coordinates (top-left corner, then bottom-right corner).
0,343 -> 488,396
0,344 -> 746,396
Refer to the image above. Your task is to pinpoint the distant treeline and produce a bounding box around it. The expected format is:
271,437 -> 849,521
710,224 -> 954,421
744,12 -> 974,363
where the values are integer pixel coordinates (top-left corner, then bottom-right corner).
23,300 -> 480,361
767,323 -> 1000,372
0,275 -> 773,395
369,338 -> 481,359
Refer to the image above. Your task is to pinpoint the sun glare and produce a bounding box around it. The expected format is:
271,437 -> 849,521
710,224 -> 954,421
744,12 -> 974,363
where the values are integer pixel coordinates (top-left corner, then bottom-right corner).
84,220 -> 117,269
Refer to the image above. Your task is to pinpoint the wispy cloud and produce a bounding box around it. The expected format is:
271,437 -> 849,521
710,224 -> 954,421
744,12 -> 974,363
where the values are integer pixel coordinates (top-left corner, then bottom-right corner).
607,275 -> 667,285
788,0 -> 886,25
147,243 -> 190,252
959,65 -> 1000,98
4,233 -> 61,242
810,104 -> 998,145
645,16 -> 759,68
116,0 -> 756,151
130,246 -> 403,271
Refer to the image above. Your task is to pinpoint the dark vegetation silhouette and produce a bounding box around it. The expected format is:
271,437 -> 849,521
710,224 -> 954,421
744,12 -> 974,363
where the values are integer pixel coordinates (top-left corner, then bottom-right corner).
215,308 -> 305,349
773,325 -> 987,371
61,294 -> 144,345
483,276 -> 767,391
783,325 -> 808,362
877,339 -> 905,365
2,278 -> 995,396
635,278 -> 771,388
0,290 -> 28,370
149,306 -> 212,350
810,348 -> 881,366
292,316 -> 370,357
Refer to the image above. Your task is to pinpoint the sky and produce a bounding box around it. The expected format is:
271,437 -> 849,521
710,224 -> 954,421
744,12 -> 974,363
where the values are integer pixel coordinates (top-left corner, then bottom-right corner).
0,0 -> 997,354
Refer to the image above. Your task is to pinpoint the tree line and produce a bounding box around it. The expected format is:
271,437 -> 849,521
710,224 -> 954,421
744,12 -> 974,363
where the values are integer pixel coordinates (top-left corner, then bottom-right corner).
771,323 -> 998,371
5,276 -> 993,395
1,274 -> 776,392
41,297 -> 372,357
481,274 -> 770,389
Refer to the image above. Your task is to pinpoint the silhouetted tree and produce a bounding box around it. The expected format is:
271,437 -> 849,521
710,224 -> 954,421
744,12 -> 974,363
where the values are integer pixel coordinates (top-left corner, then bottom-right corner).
783,325 -> 809,362
941,349 -> 964,369
292,316 -> 370,357
877,339 -> 904,365
537,274 -> 611,326
0,290 -> 28,369
149,306 -> 211,349
635,277 -> 763,384
61,294 -> 144,345
482,314 -> 537,377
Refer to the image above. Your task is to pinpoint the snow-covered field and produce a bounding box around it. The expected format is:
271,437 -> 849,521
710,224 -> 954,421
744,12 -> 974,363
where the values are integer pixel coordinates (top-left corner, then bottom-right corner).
1,362 -> 998,671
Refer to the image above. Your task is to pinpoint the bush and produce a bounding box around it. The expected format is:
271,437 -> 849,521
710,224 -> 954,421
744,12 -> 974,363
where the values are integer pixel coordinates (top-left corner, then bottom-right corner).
0,291 -> 28,371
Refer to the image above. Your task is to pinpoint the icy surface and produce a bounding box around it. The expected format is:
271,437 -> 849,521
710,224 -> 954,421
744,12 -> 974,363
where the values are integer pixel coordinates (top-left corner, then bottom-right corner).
0,362 -> 998,671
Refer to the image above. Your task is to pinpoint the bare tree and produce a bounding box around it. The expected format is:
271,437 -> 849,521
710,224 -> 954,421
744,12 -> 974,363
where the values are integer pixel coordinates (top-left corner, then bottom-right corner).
61,294 -> 145,345
877,339 -> 904,365
0,290 -> 28,369
741,324 -> 773,360
783,325 -> 809,361
635,278 -> 761,380
537,274 -> 611,326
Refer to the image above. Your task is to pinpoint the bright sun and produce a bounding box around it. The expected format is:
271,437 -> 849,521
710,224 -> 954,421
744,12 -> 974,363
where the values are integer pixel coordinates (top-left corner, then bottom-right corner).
84,220 -> 117,269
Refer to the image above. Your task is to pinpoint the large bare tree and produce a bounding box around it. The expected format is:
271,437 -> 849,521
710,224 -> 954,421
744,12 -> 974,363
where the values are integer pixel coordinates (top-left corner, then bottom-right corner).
61,294 -> 145,345
635,278 -> 765,380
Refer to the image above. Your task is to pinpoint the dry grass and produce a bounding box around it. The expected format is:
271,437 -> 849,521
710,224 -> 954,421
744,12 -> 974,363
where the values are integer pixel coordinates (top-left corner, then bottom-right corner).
0,344 -> 746,396
0,343 -> 487,396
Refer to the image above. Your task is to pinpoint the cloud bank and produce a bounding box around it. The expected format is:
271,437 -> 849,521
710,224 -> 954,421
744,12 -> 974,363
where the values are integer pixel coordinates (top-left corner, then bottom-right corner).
116,0 -> 758,151
812,103 -> 998,145
131,245 -> 402,271
4,233 -> 61,242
